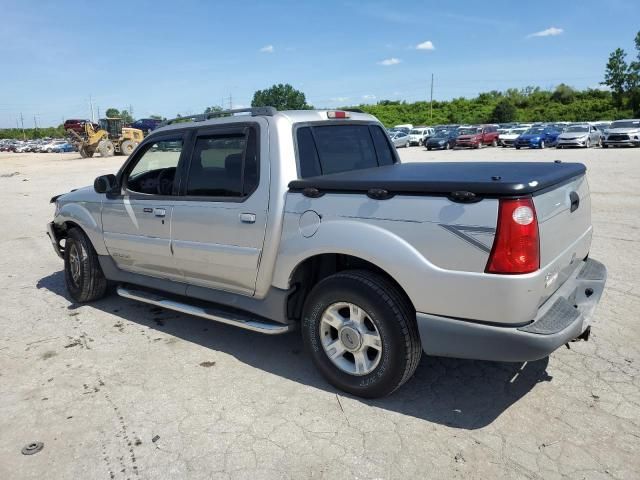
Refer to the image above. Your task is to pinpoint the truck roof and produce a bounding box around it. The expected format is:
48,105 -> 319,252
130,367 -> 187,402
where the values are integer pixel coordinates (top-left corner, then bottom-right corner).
153,109 -> 379,135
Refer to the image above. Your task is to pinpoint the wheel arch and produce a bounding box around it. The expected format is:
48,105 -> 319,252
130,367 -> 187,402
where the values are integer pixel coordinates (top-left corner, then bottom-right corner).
285,252 -> 416,322
53,203 -> 107,255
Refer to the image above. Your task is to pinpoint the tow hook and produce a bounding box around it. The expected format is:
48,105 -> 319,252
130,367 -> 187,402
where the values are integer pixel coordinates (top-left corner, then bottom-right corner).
567,326 -> 591,349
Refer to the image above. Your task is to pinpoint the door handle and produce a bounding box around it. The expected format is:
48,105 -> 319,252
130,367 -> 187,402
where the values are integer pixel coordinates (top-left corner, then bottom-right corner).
154,208 -> 166,217
239,213 -> 256,224
569,192 -> 580,212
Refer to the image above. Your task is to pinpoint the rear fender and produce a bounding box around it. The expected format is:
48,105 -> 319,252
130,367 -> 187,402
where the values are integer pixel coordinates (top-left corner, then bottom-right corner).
273,218 -> 433,307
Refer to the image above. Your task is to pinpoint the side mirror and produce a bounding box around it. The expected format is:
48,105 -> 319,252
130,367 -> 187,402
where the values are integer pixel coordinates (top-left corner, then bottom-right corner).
94,174 -> 117,194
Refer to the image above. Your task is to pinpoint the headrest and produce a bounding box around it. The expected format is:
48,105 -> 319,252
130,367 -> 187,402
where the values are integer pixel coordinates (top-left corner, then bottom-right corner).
225,153 -> 243,176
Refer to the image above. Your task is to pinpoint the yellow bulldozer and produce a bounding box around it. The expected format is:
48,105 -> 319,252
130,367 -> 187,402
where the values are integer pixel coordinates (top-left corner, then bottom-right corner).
68,118 -> 144,158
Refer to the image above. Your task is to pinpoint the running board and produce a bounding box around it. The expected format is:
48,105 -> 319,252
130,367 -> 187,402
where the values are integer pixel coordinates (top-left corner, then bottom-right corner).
116,286 -> 291,335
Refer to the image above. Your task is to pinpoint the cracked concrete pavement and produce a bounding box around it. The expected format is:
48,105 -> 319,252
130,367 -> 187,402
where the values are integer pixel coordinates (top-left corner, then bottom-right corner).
0,146 -> 638,479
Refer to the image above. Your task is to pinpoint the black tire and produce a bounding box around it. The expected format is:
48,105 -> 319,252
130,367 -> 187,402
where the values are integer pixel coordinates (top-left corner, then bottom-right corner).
491,139 -> 498,147
540,140 -> 545,149
64,228 -> 107,303
427,147 -> 432,151
302,270 -> 421,398
515,146 -> 521,149
445,142 -> 451,150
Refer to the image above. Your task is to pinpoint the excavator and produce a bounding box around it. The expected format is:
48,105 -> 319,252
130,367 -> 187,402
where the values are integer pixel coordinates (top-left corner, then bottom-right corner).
67,118 -> 144,158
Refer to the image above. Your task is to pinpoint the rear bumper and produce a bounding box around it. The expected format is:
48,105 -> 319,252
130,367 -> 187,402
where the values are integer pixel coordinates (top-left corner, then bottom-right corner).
416,258 -> 607,362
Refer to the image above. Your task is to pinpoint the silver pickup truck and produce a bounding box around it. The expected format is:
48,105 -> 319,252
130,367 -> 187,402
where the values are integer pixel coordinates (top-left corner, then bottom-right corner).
47,107 -> 607,398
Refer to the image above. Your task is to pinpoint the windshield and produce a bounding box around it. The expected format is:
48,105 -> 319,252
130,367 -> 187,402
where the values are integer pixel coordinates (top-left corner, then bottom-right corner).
458,127 -> 480,135
611,120 -> 640,129
510,128 -> 526,134
434,131 -> 450,138
566,126 -> 589,133
409,129 -> 423,134
524,128 -> 545,135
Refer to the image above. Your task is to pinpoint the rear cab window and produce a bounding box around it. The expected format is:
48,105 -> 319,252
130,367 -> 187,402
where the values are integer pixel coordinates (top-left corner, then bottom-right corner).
296,124 -> 397,178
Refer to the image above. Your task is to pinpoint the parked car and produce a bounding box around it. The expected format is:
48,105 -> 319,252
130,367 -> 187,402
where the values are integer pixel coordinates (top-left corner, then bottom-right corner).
425,130 -> 457,150
52,142 -> 75,153
390,130 -> 410,148
47,107 -> 606,399
130,118 -> 163,135
556,125 -> 602,149
63,119 -> 92,134
455,125 -> 499,149
498,127 -> 527,147
514,127 -> 561,149
408,127 -> 434,146
602,119 -> 640,148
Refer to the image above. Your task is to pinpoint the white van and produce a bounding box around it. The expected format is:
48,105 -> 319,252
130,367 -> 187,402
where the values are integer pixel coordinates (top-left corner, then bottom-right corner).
409,127 -> 435,146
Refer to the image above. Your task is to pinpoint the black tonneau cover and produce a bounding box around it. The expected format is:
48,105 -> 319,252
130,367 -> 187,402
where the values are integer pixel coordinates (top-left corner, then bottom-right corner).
288,162 -> 586,197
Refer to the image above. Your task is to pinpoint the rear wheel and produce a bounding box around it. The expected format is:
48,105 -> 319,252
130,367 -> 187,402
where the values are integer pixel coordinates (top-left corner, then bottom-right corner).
64,228 -> 107,303
98,140 -> 115,157
79,147 -> 93,158
302,270 -> 421,398
445,142 -> 451,150
586,138 -> 591,148
491,139 -> 498,147
120,140 -> 136,156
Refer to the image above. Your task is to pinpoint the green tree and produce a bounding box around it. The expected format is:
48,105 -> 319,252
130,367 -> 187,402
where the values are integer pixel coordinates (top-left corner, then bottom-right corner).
628,31 -> 640,116
251,84 -> 312,110
490,99 -> 517,123
551,84 -> 576,104
105,108 -> 120,118
120,110 -> 134,123
602,48 -> 629,108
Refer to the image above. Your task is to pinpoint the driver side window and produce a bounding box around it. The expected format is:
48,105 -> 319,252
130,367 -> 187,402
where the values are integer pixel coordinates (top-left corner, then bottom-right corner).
126,139 -> 183,195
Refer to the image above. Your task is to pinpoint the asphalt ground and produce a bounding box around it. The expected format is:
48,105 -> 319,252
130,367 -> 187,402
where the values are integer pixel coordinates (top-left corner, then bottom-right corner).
0,145 -> 638,479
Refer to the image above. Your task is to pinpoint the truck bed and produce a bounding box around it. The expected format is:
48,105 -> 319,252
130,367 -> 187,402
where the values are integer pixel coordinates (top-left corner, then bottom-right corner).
289,161 -> 586,197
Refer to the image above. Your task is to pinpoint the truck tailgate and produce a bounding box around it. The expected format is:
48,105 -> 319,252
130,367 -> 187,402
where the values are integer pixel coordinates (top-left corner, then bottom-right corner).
534,174 -> 592,301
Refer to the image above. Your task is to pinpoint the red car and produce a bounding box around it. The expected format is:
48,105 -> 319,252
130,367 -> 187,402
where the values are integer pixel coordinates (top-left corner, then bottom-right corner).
63,119 -> 98,134
455,125 -> 499,148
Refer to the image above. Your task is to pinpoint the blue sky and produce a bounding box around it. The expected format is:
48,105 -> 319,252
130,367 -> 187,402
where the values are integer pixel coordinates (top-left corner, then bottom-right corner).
1,0 -> 638,127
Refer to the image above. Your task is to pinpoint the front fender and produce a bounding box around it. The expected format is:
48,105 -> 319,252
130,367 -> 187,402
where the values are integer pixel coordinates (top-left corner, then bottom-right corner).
272,216 -> 438,308
54,202 -> 107,255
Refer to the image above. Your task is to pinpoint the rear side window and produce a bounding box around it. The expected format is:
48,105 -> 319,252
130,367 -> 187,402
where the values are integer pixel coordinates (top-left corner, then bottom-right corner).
185,128 -> 258,198
296,124 -> 396,178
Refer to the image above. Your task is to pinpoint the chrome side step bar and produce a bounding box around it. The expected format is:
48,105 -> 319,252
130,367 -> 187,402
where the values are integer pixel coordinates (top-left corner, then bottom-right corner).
116,286 -> 291,335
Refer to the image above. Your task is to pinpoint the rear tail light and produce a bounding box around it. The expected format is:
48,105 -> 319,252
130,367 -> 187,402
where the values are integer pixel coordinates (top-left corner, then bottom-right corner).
327,111 -> 350,119
486,198 -> 539,274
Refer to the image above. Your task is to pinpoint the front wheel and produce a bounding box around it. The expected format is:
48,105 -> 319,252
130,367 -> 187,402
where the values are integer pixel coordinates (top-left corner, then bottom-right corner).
540,140 -> 545,149
586,138 -> 591,148
64,228 -> 107,303
302,270 -> 421,398
491,139 -> 498,147
98,140 -> 115,157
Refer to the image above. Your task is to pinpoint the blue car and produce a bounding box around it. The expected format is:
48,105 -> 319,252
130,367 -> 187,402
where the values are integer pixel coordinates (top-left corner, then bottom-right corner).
52,142 -> 75,153
514,127 -> 562,149
130,118 -> 162,134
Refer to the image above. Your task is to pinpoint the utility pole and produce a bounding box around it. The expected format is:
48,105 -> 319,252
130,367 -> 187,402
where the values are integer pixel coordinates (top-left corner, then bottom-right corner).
229,93 -> 233,110
129,104 -> 133,118
429,73 -> 434,124
33,115 -> 38,130
20,112 -> 25,140
97,106 -> 100,120
89,95 -> 95,123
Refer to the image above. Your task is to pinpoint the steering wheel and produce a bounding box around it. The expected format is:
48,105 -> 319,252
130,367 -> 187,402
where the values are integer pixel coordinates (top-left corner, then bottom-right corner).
156,167 -> 176,195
